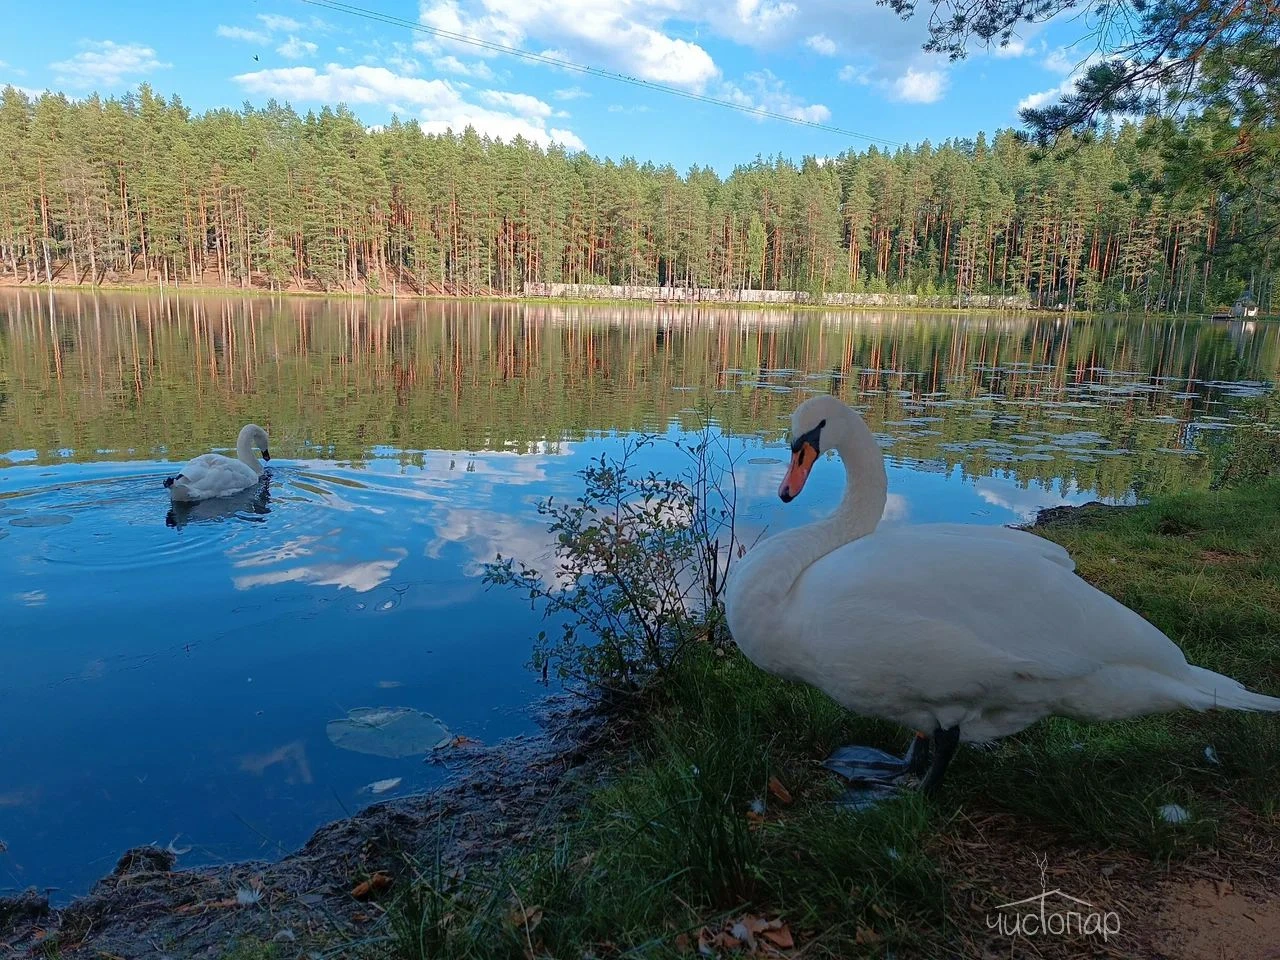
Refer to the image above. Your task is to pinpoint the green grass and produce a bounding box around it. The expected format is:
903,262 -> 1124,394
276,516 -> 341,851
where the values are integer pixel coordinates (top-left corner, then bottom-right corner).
382,480 -> 1280,958
979,480 -> 1280,848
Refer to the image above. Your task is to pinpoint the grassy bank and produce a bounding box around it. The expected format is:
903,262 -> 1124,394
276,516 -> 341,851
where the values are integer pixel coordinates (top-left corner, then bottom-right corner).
345,481 -> 1280,960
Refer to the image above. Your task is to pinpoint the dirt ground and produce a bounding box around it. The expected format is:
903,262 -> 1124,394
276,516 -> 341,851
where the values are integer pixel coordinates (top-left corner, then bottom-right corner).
937,807 -> 1280,960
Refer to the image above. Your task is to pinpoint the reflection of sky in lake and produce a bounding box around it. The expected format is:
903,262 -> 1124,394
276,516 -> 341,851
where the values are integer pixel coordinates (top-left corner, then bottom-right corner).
0,428 -> 1109,899
1,295 -> 1275,900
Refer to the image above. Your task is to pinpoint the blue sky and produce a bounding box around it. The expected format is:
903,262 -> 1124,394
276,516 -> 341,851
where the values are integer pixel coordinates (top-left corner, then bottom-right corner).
3,0 -> 1101,173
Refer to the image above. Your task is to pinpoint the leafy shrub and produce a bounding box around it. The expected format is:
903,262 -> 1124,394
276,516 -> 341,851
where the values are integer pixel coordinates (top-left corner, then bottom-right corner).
1208,394 -> 1280,489
482,424 -> 747,695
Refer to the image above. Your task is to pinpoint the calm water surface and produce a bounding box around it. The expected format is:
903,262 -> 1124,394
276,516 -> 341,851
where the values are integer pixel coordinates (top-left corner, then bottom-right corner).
1,291 -> 1275,900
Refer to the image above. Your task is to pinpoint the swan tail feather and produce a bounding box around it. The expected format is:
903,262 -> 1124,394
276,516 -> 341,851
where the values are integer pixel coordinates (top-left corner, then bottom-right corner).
1187,665 -> 1280,712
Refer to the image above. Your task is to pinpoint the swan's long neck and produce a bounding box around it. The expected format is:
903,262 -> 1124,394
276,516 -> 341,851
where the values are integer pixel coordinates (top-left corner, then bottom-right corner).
236,432 -> 263,474
726,413 -> 887,665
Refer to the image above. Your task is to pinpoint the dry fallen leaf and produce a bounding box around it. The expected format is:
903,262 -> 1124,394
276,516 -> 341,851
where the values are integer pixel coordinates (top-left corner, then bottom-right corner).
761,925 -> 794,949
697,927 -> 715,957
745,810 -> 766,828
766,776 -> 793,806
674,932 -> 691,953
508,903 -> 544,931
739,914 -> 770,935
855,925 -> 881,945
351,871 -> 393,900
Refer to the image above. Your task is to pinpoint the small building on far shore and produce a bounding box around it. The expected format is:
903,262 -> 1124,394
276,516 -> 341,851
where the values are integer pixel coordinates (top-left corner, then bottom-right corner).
1232,291 -> 1259,318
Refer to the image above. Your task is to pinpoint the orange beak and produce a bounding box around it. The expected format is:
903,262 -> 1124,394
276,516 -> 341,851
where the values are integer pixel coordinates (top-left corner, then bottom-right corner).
779,442 -> 817,502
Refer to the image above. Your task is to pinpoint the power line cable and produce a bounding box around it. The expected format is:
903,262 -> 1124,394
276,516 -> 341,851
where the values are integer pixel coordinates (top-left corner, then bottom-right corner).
294,0 -> 903,147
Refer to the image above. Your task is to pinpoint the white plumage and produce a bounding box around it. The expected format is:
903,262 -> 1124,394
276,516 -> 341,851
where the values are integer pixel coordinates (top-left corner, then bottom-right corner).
724,395 -> 1280,796
164,424 -> 271,503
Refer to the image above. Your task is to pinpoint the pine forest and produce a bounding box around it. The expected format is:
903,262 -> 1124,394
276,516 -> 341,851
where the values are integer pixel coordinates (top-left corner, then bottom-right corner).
0,83 -> 1273,312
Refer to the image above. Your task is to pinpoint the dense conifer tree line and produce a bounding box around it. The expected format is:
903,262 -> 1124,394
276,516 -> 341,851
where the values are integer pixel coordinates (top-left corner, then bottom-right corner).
0,83 -> 1272,311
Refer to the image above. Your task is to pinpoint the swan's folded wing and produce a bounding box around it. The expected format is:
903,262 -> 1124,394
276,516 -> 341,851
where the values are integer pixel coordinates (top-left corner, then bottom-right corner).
820,612 -> 1103,708
800,529 -> 1188,685
885,522 -> 1075,572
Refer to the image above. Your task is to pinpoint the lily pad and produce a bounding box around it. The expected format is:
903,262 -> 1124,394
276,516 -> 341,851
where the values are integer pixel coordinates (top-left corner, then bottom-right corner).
9,514 -> 72,527
326,707 -> 451,759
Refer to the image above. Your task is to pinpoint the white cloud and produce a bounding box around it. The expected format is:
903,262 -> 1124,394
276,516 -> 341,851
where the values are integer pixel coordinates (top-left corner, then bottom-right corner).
414,0 -> 524,55
984,27 -> 1048,60
258,14 -> 304,32
805,33 -> 837,56
218,25 -> 270,44
278,36 -> 319,59
421,103 -> 586,150
554,86 -> 589,100
705,0 -> 929,66
388,55 -> 421,75
418,0 -> 719,91
721,68 -> 829,123
838,63 -> 870,84
1,84 -> 46,100
1017,77 -> 1075,112
1043,45 -> 1103,76
607,103 -> 651,113
432,55 -> 496,80
234,551 -> 408,593
1017,48 -> 1105,114
50,41 -> 170,89
712,0 -> 800,42
1044,47 -> 1073,73
891,67 -> 946,103
233,63 -> 585,150
402,1 -> 973,113
479,89 -> 551,117
992,37 -> 1031,58
236,63 -> 458,106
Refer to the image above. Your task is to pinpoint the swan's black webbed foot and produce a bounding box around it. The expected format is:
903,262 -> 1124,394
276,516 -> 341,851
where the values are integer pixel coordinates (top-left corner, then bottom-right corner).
827,727 -> 960,810
824,731 -> 931,782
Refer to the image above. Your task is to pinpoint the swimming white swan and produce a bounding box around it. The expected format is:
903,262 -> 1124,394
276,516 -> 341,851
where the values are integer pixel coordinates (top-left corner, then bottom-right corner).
163,424 -> 271,503
723,395 -> 1280,804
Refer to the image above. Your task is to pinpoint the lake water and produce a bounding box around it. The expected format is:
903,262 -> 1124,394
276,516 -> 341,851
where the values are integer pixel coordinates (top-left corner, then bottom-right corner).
1,291 -> 1274,901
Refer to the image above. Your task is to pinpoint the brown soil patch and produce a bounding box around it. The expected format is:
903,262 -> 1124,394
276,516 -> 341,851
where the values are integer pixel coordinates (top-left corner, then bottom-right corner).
1199,549 -> 1245,565
1150,879 -> 1280,960
933,809 -> 1280,960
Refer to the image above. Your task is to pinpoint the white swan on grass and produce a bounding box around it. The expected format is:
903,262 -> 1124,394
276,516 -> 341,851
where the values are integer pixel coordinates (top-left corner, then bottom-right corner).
163,424 -> 271,503
723,395 -> 1280,806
